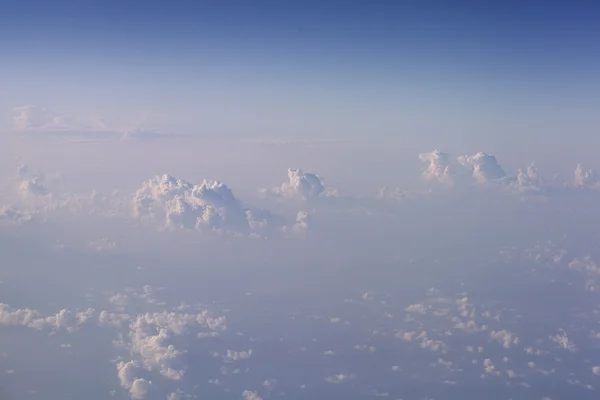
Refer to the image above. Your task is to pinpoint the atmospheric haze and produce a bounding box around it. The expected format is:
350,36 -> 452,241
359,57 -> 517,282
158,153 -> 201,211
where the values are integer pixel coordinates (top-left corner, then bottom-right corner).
2,1 -> 600,400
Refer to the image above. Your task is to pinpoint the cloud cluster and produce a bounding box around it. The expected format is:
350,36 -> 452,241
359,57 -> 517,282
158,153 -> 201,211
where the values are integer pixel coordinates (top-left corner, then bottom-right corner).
132,174 -> 298,236
133,174 -> 263,234
574,164 -> 600,188
457,152 -> 507,183
262,168 -> 336,199
99,287 -> 228,399
419,150 -> 452,183
0,303 -> 94,332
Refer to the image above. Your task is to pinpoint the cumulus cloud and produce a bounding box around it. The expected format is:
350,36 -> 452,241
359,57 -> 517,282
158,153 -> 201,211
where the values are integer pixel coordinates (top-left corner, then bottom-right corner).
514,162 -> 543,192
419,150 -> 452,183
261,168 -> 336,199
113,307 -> 227,385
132,174 -> 294,236
0,205 -> 37,225
457,152 -> 506,183
574,164 -> 600,188
0,303 -> 93,332
242,390 -> 264,400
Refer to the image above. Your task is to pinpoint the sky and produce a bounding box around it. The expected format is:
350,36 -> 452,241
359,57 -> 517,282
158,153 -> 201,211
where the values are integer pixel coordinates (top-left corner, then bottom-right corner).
1,0 -> 600,149
4,2 -> 600,400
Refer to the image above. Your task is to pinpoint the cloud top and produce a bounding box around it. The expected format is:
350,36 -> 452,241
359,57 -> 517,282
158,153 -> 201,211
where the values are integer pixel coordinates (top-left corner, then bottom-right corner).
457,152 -> 506,183
418,150 -> 452,183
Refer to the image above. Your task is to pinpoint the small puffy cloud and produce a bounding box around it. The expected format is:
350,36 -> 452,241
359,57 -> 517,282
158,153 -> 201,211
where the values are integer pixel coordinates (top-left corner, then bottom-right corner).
130,378 -> 152,400
592,366 -> 600,376
419,150 -> 452,183
574,164 -> 600,188
292,211 -> 310,233
0,205 -> 37,225
515,162 -> 542,192
262,168 -> 336,199
223,349 -> 253,362
88,238 -> 118,252
166,390 -> 185,400
19,175 -> 48,198
457,152 -> 506,183
0,303 -> 93,332
242,390 -> 263,400
325,373 -> 355,384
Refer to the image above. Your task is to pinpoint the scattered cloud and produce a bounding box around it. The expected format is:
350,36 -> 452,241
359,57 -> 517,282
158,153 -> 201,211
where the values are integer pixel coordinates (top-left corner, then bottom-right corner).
419,150 -> 452,183
457,152 -> 506,183
260,168 -> 337,199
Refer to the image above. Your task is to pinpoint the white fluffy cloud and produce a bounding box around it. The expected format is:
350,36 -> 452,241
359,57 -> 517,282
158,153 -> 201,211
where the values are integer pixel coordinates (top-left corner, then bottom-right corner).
574,164 -> 600,188
132,174 -> 251,232
262,168 -> 335,199
0,303 -> 94,332
515,162 -> 542,191
132,174 -> 295,236
457,152 -> 506,183
419,150 -> 452,183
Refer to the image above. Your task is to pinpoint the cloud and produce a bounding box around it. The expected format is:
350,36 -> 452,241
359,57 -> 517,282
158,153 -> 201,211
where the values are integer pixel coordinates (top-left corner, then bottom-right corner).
0,205 -> 37,225
19,175 -> 48,198
13,105 -> 107,132
0,303 -> 94,332
325,373 -> 355,384
457,152 -> 506,183
12,105 -> 174,142
419,150 -> 452,183
573,164 -> 600,188
514,162 -> 542,192
132,174 -> 293,236
242,390 -> 264,400
261,168 -> 336,199
120,128 -> 173,142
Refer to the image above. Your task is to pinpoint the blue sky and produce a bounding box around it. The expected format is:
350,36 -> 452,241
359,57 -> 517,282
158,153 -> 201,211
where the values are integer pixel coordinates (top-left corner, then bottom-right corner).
2,0 -> 599,146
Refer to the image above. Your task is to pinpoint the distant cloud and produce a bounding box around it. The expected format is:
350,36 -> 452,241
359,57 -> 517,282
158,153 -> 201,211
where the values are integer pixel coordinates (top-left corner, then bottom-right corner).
573,164 -> 600,188
457,152 -> 506,183
13,105 -> 107,132
325,373 -> 355,384
514,162 -> 542,192
0,205 -> 37,225
419,150 -> 452,183
11,105 -> 174,142
261,168 -> 337,199
120,128 -> 174,142
132,174 -> 296,236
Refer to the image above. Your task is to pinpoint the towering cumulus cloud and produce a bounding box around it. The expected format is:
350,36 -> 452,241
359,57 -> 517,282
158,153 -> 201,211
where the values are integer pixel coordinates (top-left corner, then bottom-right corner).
574,164 -> 600,188
515,162 -> 542,191
418,150 -> 452,183
457,152 -> 506,183
132,174 -> 278,235
263,168 -> 331,199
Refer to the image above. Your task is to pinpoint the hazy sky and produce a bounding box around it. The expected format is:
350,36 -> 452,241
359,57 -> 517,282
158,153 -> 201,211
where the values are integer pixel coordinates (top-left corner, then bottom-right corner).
1,0 -> 600,149
4,2 -> 600,400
